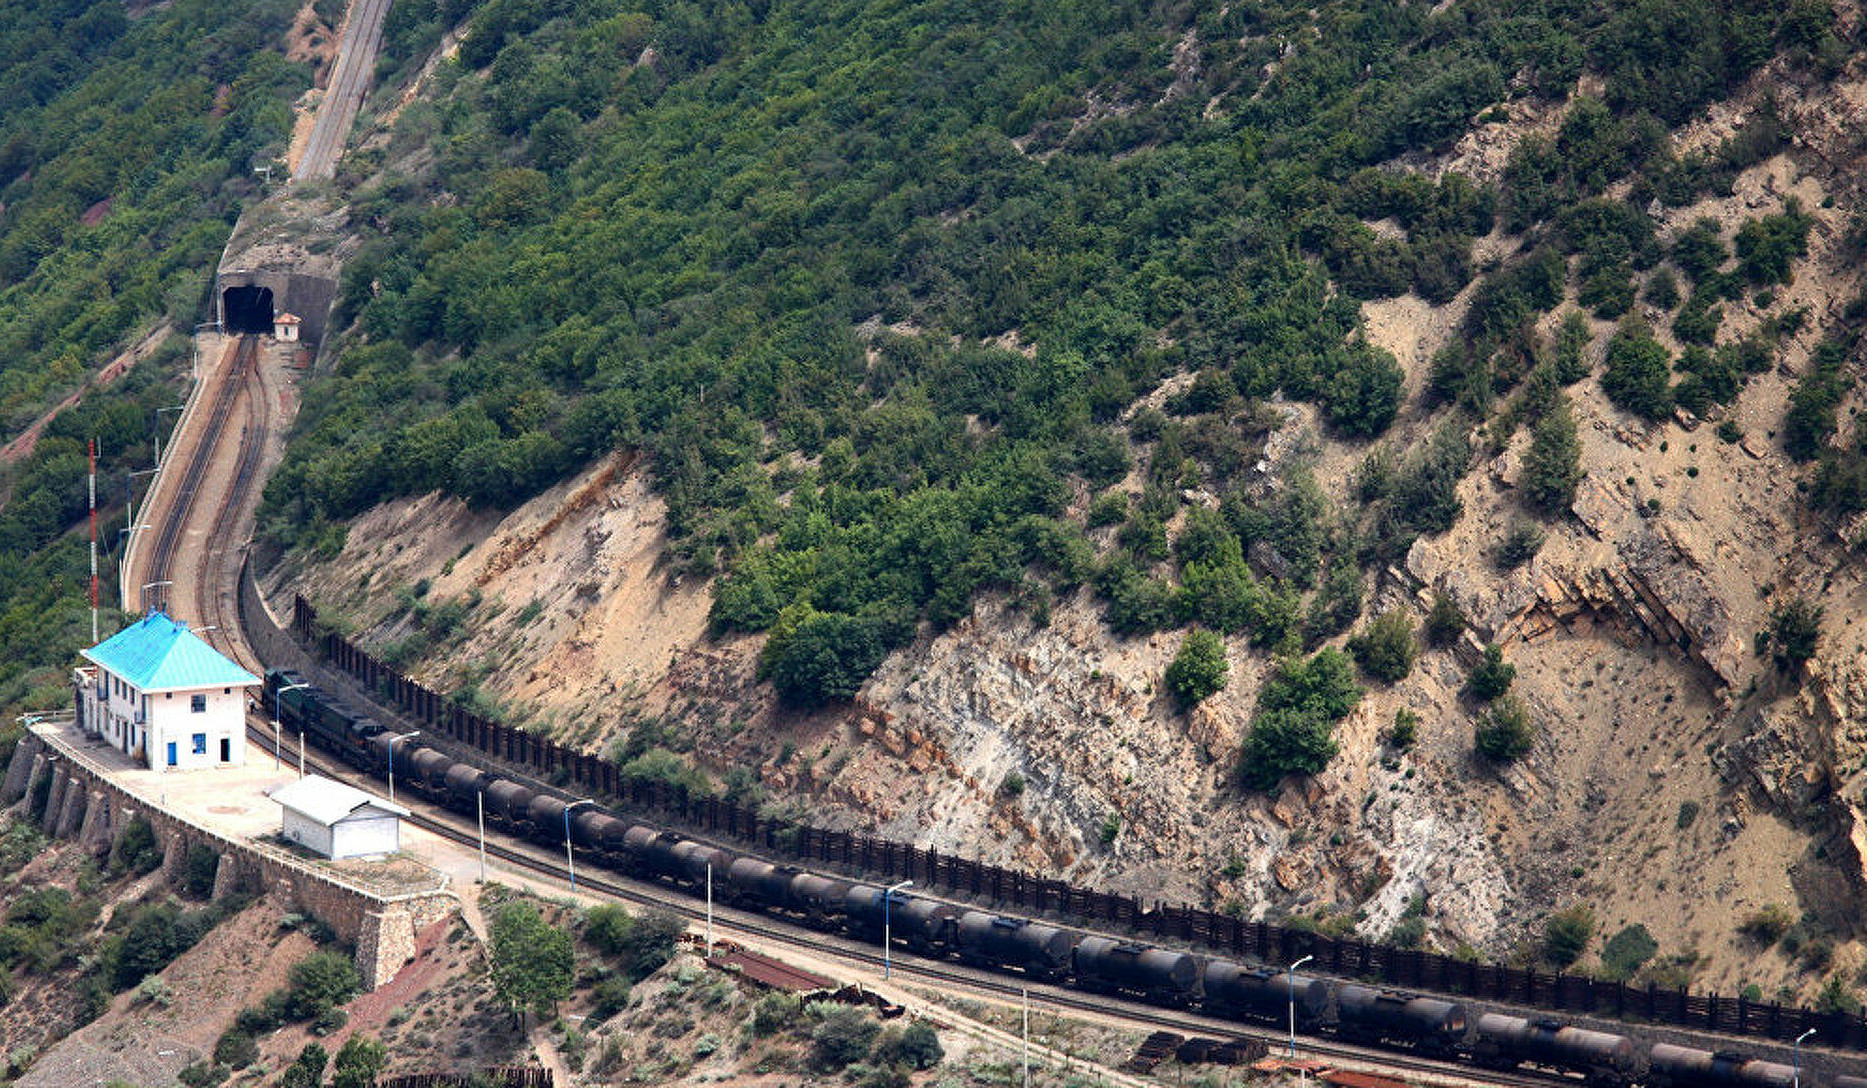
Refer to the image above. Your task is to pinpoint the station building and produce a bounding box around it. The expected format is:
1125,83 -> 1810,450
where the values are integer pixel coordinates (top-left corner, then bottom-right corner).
74,611 -> 260,771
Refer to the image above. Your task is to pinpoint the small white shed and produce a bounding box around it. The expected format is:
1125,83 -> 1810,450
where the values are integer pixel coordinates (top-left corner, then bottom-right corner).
268,775 -> 409,859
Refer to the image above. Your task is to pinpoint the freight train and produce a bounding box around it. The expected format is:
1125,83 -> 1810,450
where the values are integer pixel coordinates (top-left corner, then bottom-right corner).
265,669 -> 1858,1088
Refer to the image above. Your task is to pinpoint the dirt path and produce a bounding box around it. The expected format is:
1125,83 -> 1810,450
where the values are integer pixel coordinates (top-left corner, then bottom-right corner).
0,324 -> 173,469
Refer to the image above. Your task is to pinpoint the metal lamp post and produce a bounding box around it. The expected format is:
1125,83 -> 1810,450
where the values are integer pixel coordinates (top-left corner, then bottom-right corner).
273,681 -> 310,770
565,798 -> 594,891
154,404 -> 185,464
883,879 -> 913,981
1287,954 -> 1314,1059
140,580 -> 172,613
387,731 -> 420,805
1795,1028 -> 1815,1088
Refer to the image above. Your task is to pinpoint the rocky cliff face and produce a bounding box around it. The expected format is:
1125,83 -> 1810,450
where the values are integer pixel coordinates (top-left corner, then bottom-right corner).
272,61 -> 1867,1003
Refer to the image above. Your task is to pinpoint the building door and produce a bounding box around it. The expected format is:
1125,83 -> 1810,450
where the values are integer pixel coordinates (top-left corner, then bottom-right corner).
166,742 -> 177,767
220,738 -> 231,762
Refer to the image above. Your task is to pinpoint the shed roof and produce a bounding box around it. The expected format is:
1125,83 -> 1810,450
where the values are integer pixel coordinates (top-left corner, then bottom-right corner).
80,611 -> 259,694
268,774 -> 409,826
274,312 -> 302,324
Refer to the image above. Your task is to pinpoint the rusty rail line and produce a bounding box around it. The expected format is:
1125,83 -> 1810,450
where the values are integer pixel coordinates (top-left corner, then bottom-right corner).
142,335 -> 256,615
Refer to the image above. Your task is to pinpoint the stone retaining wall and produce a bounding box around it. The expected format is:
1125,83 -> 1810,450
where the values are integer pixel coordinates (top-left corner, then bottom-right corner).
3,729 -> 455,989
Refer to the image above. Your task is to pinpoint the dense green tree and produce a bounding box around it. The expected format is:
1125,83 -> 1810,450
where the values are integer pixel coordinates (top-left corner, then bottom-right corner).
1601,321 -> 1673,420
1672,218 -> 1729,281
1347,610 -> 1418,683
1735,201 -> 1813,284
1475,694 -> 1534,761
1239,649 -> 1363,790
489,900 -> 574,1026
1523,396 -> 1583,515
1165,628 -> 1228,709
764,612 -> 886,707
1468,644 -> 1516,702
332,1037 -> 387,1088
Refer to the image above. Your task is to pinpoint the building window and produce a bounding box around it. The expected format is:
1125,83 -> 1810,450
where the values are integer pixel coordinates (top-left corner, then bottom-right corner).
191,694 -> 207,713
192,733 -> 207,755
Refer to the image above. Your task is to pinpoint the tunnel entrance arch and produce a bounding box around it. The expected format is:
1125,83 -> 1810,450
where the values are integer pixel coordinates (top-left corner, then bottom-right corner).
222,286 -> 274,334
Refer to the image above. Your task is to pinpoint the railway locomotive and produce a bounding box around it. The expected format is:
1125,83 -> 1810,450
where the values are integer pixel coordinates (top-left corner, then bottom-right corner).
264,669 -> 1861,1088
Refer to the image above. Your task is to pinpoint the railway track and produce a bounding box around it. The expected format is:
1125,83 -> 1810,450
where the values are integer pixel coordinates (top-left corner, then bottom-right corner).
239,722 -> 1561,1088
295,0 -> 392,180
141,335 -> 256,615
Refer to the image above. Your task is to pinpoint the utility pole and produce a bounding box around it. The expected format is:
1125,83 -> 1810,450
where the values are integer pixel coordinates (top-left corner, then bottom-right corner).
87,440 -> 97,644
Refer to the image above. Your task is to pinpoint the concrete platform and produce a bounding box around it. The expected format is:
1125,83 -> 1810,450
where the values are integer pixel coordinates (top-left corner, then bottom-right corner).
42,716 -> 447,897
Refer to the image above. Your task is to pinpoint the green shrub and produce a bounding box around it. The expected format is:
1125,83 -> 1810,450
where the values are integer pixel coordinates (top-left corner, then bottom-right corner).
1599,924 -> 1658,982
1467,644 -> 1516,701
1493,522 -> 1545,571
286,951 -> 361,1022
1164,628 -> 1228,709
874,1021 -> 943,1070
1738,904 -> 1792,945
583,907 -> 683,982
1475,695 -> 1534,762
1388,709 -> 1419,750
183,844 -> 220,900
811,1005 -> 880,1070
1675,800 -> 1699,830
1764,597 -> 1823,674
1422,592 -> 1465,648
589,976 -> 633,1023
1347,611 -> 1418,683
332,1036 -> 387,1088
1815,973 -> 1862,1014
212,1030 -> 258,1070
753,993 -> 803,1038
111,817 -> 161,876
1542,905 -> 1594,968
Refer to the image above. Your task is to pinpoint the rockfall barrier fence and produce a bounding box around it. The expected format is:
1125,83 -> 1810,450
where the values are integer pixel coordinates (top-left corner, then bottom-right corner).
288,594 -> 1867,1053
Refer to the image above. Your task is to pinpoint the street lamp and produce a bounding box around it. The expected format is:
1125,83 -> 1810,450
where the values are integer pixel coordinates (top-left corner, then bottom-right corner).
141,580 -> 172,613
1287,954 -> 1315,1059
564,798 -> 594,891
155,404 -> 185,465
273,682 -> 310,771
883,880 -> 913,981
386,731 -> 420,805
1795,1028 -> 1815,1088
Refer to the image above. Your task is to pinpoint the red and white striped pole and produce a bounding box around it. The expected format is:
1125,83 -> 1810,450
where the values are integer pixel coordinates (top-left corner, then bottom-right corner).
88,439 -> 98,644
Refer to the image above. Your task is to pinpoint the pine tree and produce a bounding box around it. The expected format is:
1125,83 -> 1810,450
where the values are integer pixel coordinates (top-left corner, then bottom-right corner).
1523,395 -> 1583,515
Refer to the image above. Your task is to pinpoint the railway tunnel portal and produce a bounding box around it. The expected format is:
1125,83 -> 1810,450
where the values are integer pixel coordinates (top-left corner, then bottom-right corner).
221,285 -> 275,334
215,263 -> 337,346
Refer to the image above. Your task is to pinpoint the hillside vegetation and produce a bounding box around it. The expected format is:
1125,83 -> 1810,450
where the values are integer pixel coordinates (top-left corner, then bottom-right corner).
273,0 -> 1852,714
0,0 -> 312,724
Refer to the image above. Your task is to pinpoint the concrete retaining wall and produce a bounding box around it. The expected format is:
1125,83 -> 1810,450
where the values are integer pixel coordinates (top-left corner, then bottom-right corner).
5,730 -> 455,990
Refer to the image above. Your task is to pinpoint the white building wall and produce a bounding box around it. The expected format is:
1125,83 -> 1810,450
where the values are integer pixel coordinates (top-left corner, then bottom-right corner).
143,686 -> 248,771
281,808 -> 336,856
330,814 -> 399,859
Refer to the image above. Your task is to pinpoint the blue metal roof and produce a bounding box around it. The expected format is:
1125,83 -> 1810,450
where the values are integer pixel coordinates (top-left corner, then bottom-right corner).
80,611 -> 259,693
